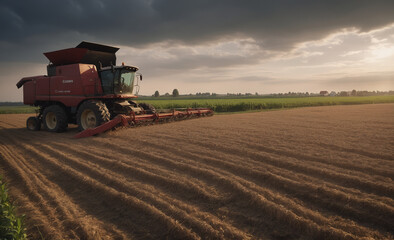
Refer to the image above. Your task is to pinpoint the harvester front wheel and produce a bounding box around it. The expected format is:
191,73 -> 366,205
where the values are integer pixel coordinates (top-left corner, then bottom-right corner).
26,117 -> 41,131
43,105 -> 68,132
139,102 -> 156,114
77,100 -> 110,131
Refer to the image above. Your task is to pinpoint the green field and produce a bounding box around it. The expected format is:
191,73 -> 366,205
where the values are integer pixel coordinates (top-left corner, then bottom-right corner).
141,95 -> 394,112
0,106 -> 38,114
0,176 -> 27,240
1,95 -> 393,114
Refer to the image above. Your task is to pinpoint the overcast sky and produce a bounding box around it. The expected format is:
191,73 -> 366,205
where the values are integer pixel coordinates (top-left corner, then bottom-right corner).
1,0 -> 394,101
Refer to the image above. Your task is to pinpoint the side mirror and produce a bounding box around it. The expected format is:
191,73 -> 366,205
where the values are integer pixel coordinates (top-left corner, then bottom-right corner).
136,73 -> 142,81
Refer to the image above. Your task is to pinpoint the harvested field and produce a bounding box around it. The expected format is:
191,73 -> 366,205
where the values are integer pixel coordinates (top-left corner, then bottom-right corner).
0,103 -> 393,239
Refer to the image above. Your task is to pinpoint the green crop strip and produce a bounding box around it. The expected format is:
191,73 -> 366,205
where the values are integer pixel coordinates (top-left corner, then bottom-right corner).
1,95 -> 393,114
0,176 -> 27,240
0,106 -> 37,114
141,95 -> 394,112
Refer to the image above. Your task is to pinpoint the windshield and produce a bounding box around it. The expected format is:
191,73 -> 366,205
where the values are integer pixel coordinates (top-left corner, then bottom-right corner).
99,69 -> 136,95
115,70 -> 135,94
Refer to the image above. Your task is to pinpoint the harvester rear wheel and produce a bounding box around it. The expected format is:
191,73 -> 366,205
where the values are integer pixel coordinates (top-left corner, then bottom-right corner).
26,116 -> 41,131
77,100 -> 110,131
43,105 -> 68,132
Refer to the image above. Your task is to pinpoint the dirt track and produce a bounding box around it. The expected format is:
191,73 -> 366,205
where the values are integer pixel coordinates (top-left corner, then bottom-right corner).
0,104 -> 393,240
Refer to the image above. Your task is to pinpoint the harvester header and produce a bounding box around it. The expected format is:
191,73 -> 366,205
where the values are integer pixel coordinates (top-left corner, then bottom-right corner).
17,41 -> 213,138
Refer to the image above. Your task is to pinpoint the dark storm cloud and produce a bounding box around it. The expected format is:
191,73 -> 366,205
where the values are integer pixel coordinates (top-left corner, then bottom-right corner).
1,0 -> 394,62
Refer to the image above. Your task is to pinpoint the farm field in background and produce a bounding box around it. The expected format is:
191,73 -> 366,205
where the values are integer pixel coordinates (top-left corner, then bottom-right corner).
142,95 -> 394,112
0,103 -> 393,239
2,95 -> 394,114
0,106 -> 38,114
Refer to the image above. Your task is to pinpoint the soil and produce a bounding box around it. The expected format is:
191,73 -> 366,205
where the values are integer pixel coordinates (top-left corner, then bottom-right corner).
0,103 -> 393,239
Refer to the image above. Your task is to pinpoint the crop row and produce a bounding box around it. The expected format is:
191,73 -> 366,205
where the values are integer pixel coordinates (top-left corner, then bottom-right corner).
1,96 -> 393,114
0,175 -> 27,240
142,95 -> 394,112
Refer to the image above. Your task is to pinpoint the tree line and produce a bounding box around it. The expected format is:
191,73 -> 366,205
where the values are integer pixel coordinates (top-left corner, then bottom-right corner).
153,89 -> 179,97
152,89 -> 394,98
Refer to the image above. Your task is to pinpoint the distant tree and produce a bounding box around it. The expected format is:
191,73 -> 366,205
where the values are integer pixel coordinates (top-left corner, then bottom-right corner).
154,90 -> 160,97
172,89 -> 179,97
164,92 -> 170,96
320,91 -> 329,96
351,89 -> 357,96
339,91 -> 349,96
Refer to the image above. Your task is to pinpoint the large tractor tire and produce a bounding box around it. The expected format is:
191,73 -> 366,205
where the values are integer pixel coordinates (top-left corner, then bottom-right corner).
77,100 -> 110,131
43,105 -> 68,132
26,116 -> 41,131
139,102 -> 156,114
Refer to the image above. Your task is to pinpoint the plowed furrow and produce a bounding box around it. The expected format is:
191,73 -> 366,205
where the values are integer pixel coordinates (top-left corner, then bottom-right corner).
0,144 -> 82,239
102,135 -> 394,233
125,134 -> 393,202
0,119 -> 20,128
1,104 -> 393,239
150,131 -> 393,178
146,133 -> 394,197
19,143 -> 202,239
157,120 -> 393,164
56,140 -> 379,237
222,133 -> 393,173
36,143 -> 252,239
223,170 -> 388,238
317,142 -> 393,161
51,141 -> 224,202
87,138 -> 392,238
27,140 -> 259,239
140,132 -> 394,206
0,134 -> 129,240
85,140 -> 351,237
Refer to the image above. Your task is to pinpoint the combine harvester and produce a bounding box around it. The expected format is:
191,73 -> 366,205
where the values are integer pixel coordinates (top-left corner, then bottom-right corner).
17,42 -> 213,138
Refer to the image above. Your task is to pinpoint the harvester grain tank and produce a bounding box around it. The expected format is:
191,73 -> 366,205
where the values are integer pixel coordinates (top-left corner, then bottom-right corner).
17,42 -> 213,138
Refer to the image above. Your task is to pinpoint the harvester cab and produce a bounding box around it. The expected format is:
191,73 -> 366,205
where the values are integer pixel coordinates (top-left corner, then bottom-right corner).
17,41 -> 213,138
43,41 -> 140,98
99,65 -> 140,95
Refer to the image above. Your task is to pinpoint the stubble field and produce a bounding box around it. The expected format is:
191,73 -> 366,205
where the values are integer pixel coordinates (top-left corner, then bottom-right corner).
0,104 -> 393,239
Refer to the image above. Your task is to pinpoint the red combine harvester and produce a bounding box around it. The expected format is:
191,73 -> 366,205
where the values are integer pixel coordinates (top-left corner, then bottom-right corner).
17,42 -> 213,138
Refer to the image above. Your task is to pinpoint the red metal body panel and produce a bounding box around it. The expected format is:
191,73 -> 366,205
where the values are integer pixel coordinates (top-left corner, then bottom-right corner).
50,75 -> 82,96
79,64 -> 102,95
50,64 -> 99,97
44,48 -> 88,66
49,96 -> 86,107
17,76 -> 46,105
19,42 -> 137,108
35,76 -> 50,101
22,81 -> 36,105
19,63 -> 137,107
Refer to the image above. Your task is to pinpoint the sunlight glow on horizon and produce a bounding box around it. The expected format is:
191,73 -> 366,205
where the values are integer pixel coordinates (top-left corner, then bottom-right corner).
1,24 -> 394,101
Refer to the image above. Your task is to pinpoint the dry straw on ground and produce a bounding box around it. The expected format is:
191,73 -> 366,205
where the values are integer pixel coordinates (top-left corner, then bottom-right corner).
0,104 -> 393,239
